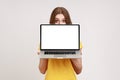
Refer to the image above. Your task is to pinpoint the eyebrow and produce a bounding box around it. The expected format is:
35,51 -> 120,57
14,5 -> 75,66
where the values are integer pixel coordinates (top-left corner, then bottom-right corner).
55,18 -> 59,20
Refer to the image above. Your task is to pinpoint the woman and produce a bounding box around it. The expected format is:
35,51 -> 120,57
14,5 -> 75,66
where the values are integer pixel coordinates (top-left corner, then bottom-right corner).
38,7 -> 83,80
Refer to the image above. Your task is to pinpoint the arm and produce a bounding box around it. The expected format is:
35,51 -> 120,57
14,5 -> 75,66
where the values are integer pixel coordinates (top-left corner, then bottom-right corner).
38,50 -> 48,74
70,48 -> 82,74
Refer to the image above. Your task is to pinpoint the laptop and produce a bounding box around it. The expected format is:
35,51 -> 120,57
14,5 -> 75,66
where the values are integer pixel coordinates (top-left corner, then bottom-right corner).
39,24 -> 81,59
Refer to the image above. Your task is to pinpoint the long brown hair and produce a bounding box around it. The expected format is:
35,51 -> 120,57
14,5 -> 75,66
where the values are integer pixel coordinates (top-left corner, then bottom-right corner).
49,7 -> 72,24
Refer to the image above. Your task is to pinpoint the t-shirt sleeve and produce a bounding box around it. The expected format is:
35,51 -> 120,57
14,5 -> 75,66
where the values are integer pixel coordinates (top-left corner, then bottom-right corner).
38,44 -> 40,50
80,42 -> 83,49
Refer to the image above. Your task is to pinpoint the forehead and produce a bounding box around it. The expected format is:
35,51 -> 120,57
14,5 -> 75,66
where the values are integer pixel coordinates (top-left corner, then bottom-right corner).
55,14 -> 65,19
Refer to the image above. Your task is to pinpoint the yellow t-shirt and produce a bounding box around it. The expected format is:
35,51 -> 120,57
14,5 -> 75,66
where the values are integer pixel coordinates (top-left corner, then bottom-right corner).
38,42 -> 83,80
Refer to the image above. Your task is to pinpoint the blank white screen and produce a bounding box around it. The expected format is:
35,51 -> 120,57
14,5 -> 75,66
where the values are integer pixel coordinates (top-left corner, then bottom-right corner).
41,25 -> 79,49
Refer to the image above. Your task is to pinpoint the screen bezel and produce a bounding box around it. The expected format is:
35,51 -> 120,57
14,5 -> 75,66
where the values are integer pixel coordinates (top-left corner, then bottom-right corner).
40,24 -> 80,51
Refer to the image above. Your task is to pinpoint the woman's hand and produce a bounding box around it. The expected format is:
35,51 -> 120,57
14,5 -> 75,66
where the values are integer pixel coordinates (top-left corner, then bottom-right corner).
70,49 -> 82,74
37,50 -> 48,74
37,50 -> 40,55
71,58 -> 82,74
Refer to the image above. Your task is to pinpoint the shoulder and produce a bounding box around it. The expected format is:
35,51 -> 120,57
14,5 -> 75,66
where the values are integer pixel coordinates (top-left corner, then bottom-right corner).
80,41 -> 83,49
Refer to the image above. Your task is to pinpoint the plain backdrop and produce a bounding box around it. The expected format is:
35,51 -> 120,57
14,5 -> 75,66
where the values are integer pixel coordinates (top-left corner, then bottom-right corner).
0,0 -> 120,80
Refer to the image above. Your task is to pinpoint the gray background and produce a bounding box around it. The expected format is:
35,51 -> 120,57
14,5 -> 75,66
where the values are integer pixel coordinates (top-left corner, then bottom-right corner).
0,0 -> 120,80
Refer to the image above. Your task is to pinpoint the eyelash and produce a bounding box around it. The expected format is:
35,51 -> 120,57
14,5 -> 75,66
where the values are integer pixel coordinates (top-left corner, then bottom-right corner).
55,20 -> 58,22
62,20 -> 65,22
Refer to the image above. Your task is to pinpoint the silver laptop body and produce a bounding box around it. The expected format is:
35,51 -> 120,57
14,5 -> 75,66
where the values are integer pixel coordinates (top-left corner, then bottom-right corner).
39,24 -> 81,59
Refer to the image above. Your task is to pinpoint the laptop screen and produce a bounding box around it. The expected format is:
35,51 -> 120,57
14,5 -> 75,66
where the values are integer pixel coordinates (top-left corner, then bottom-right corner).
40,24 -> 80,51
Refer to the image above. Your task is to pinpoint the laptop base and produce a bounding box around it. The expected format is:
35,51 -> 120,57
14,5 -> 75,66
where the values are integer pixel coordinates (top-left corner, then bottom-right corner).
39,51 -> 82,59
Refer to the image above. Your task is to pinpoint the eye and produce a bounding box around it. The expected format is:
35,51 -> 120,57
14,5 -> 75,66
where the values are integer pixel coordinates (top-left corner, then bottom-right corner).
55,20 -> 58,22
55,19 -> 59,23
62,19 -> 66,23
